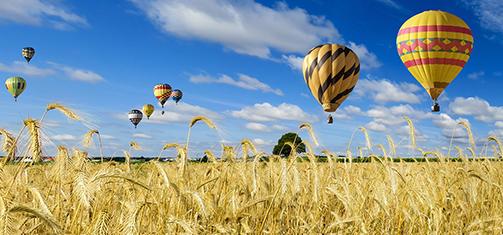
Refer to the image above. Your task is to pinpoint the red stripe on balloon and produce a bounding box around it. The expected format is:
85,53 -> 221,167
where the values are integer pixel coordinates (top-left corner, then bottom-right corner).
404,58 -> 466,67
398,25 -> 472,35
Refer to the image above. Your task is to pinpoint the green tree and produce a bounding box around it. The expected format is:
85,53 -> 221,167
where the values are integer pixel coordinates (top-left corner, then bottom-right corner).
272,132 -> 306,157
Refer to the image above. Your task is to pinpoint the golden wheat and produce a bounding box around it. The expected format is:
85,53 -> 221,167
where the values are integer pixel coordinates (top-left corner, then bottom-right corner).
44,103 -> 80,121
403,116 -> 416,149
458,120 -> 476,151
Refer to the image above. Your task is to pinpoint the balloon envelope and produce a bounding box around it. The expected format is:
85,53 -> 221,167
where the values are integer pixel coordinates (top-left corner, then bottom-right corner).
397,10 -> 473,101
172,89 -> 183,103
22,47 -> 35,63
302,44 -> 360,113
153,84 -> 172,107
128,109 -> 143,128
5,76 -> 26,100
142,104 -> 154,119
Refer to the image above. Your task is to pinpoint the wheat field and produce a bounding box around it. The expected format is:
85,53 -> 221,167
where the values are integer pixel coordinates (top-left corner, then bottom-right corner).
0,104 -> 503,234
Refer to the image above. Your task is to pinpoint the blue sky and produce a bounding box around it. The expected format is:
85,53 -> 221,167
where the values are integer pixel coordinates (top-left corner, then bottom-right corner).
1,0 -> 503,158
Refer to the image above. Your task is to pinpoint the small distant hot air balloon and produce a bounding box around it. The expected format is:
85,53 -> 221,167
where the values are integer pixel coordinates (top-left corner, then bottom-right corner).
397,10 -> 473,112
153,84 -> 172,115
22,47 -> 35,63
302,44 -> 360,124
172,89 -> 183,104
142,104 -> 154,119
128,109 -> 143,128
5,76 -> 26,101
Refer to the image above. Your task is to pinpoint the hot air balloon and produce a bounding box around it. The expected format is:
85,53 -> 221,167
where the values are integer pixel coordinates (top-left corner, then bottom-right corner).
302,44 -> 360,124
22,47 -> 35,63
153,84 -> 172,115
142,104 -> 154,119
128,109 -> 143,128
172,89 -> 183,104
397,10 -> 473,112
5,76 -> 26,101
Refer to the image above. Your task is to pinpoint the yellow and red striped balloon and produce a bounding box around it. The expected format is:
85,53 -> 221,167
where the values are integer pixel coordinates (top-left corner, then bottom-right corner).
397,11 -> 473,110
153,84 -> 172,107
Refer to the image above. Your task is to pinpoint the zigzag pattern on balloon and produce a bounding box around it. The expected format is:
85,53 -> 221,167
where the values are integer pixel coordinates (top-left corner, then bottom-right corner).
397,38 -> 473,57
302,44 -> 360,113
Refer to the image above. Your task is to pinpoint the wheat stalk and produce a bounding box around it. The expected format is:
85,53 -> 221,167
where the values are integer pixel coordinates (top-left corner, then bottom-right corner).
299,122 -> 319,146
488,135 -> 503,158
0,129 -> 16,162
186,115 -> 217,162
23,119 -> 42,163
82,129 -> 104,162
43,103 -> 80,121
386,135 -> 396,158
240,139 -> 257,162
458,121 -> 476,151
403,116 -> 416,150
359,127 -> 372,152
129,141 -> 142,151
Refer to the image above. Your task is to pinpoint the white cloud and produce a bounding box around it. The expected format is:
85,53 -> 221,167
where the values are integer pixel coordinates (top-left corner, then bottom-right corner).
51,134 -> 76,141
131,0 -> 340,58
348,42 -> 382,70
0,0 -> 87,29
467,71 -> 485,80
355,77 -> 421,103
0,61 -> 55,76
366,104 -> 432,127
374,0 -> 403,10
464,0 -> 503,35
282,55 -> 303,70
245,122 -> 287,132
450,97 -> 503,122
432,113 -> 470,138
245,122 -> 268,132
59,65 -> 104,83
145,102 -> 221,124
365,121 -> 387,132
231,102 -> 318,122
100,135 -> 116,140
332,105 -> 364,119
253,138 -> 273,146
133,133 -> 152,139
190,74 -> 283,95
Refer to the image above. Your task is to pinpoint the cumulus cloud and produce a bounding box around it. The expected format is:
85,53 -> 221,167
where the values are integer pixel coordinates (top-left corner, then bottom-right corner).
348,42 -> 382,70
431,113 -> 471,138
190,74 -> 283,95
449,97 -> 503,122
366,104 -> 432,128
365,121 -> 387,132
355,77 -> 422,103
231,102 -> 318,122
132,0 -> 340,58
281,55 -> 303,71
0,0 -> 87,29
332,105 -> 364,119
